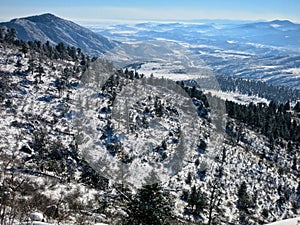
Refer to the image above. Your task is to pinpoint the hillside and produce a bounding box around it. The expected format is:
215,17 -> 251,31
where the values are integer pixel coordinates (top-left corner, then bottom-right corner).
0,37 -> 299,225
0,13 -> 116,56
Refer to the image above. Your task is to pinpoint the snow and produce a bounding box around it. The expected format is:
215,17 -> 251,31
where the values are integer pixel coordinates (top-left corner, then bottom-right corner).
138,62 -> 210,81
29,212 -> 44,221
266,217 -> 300,225
227,40 -> 237,44
17,222 -> 108,225
284,68 -> 300,77
73,69 -> 208,188
271,24 -> 282,29
31,223 -> 50,225
204,89 -> 270,105
110,30 -> 138,35
257,65 -> 279,70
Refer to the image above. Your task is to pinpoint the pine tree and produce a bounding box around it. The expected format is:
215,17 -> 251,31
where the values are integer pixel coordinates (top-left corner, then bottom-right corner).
0,26 -> 4,42
294,102 -> 300,112
34,63 -> 45,83
28,58 -> 35,75
20,41 -> 29,55
292,155 -> 297,171
4,28 -> 16,43
154,97 -> 163,117
14,59 -> 23,74
237,181 -> 253,211
283,100 -> 291,112
185,172 -> 192,185
187,185 -> 207,215
124,182 -> 173,225
56,42 -> 66,59
161,140 -> 167,150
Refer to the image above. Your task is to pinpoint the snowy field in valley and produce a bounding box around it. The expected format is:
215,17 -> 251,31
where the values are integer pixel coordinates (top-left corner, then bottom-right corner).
266,217 -> 300,225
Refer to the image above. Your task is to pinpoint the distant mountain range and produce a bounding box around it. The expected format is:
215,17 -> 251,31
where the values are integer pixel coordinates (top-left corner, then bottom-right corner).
0,13 -> 116,56
92,19 -> 300,89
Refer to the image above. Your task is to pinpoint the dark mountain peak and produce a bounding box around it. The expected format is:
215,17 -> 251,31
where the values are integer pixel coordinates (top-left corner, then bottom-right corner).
10,13 -> 60,23
270,19 -> 294,25
238,19 -> 298,30
37,13 -> 57,18
0,13 -> 116,56
26,13 -> 60,21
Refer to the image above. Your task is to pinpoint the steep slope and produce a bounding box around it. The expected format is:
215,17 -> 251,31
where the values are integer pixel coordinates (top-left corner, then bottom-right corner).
0,13 -> 116,56
1,40 -> 299,225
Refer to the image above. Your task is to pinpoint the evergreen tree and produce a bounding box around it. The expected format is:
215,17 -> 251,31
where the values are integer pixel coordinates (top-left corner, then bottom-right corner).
44,40 -> 54,58
56,42 -> 66,59
14,59 -> 23,73
292,155 -> 297,171
237,181 -> 253,212
28,58 -> 36,75
34,63 -> 45,83
154,97 -> 163,117
69,46 -> 77,60
294,102 -> 300,112
161,140 -> 167,150
20,41 -> 29,55
185,172 -> 192,185
186,185 -> 207,215
124,182 -> 173,225
4,28 -> 16,43
283,100 -> 291,112
0,26 -> 4,42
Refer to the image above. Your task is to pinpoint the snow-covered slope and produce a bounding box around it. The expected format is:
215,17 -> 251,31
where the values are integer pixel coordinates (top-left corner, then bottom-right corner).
0,13 -> 116,56
0,43 -> 112,224
266,217 -> 300,225
0,42 -> 299,225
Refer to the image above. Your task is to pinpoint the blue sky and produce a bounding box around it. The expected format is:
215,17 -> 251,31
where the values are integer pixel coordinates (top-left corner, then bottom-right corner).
1,0 -> 300,23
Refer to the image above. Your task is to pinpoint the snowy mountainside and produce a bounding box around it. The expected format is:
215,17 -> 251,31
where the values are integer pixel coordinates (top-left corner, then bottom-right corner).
0,42 -> 299,225
0,43 -> 111,224
0,13 -> 116,56
72,70 -> 218,188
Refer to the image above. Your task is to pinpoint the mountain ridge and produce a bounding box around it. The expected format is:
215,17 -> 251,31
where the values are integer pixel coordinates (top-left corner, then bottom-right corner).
0,13 -> 116,56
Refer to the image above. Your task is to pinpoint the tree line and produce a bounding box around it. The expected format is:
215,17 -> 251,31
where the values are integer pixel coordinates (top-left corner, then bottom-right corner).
0,26 -> 93,63
225,100 -> 300,143
216,75 -> 300,104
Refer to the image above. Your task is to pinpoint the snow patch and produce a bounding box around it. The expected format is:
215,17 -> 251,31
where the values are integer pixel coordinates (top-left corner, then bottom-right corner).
266,217 -> 300,225
204,90 -> 270,105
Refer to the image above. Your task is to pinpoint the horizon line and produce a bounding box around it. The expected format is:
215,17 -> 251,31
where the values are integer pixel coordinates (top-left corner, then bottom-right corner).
1,13 -> 300,25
